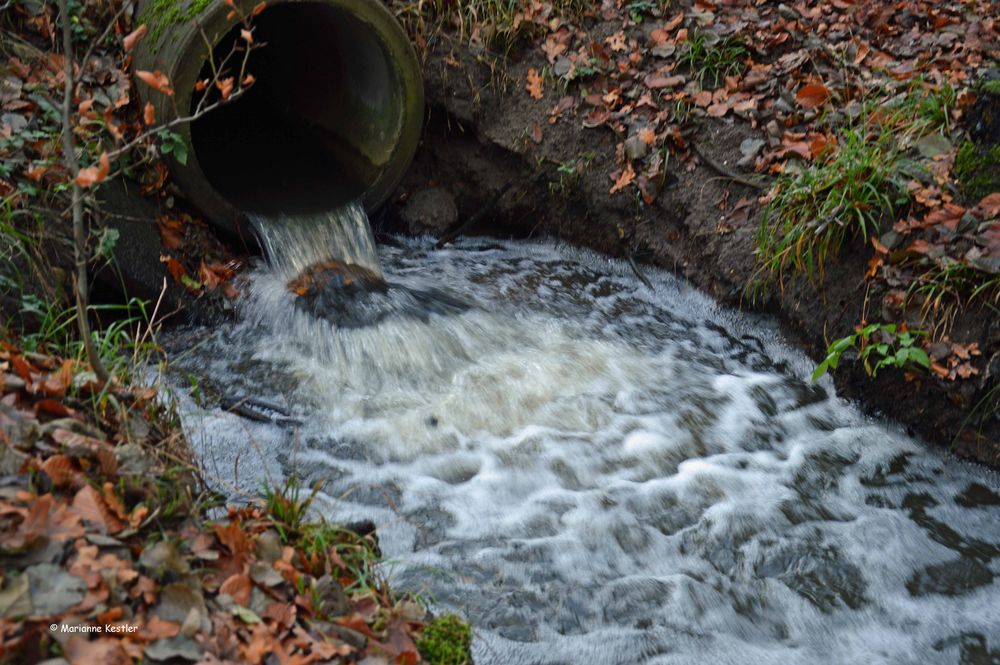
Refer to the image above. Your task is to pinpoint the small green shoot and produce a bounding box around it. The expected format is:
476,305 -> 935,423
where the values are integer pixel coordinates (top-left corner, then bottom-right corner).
812,323 -> 930,382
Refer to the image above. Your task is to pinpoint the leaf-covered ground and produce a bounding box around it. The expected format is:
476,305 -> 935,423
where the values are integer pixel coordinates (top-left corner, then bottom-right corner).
393,0 -> 999,420
0,344 -> 468,664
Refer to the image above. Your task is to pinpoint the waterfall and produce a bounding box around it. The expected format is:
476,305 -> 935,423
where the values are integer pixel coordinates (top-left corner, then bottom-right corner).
246,201 -> 383,280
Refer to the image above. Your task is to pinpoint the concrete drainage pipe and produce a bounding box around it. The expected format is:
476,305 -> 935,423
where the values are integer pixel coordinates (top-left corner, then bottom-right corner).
132,0 -> 424,234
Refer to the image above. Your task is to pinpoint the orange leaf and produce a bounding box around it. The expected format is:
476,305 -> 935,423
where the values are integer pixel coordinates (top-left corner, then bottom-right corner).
692,90 -> 713,107
135,69 -> 174,96
123,24 -> 147,51
220,574 -> 252,606
609,163 -> 635,194
159,255 -> 189,286
638,127 -> 656,145
795,83 -> 831,109
26,165 -> 47,182
35,398 -> 75,417
865,254 -> 883,280
75,152 -> 110,188
706,102 -> 729,117
158,217 -> 185,249
41,455 -> 76,487
41,359 -> 73,397
143,102 -> 155,126
644,74 -> 683,89
252,1 -> 267,15
526,68 -> 544,100
979,193 -> 1000,217
240,29 -> 253,44
72,485 -> 123,534
217,77 -> 235,100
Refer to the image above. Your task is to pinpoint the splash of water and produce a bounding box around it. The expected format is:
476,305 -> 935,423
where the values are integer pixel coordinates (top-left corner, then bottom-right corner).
246,202 -> 383,279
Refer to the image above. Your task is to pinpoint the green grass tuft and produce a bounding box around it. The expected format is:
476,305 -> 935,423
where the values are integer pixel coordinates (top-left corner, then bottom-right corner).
678,29 -> 747,88
754,124 -> 903,286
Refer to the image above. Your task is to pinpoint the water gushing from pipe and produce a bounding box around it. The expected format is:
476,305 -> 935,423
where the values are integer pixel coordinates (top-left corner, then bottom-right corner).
247,202 -> 383,279
166,234 -> 1000,665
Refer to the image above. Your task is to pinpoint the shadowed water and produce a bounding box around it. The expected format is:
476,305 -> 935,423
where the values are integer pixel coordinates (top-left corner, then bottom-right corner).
166,210 -> 1000,664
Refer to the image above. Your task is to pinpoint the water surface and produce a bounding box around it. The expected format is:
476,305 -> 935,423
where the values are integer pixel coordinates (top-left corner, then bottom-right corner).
166,222 -> 1000,664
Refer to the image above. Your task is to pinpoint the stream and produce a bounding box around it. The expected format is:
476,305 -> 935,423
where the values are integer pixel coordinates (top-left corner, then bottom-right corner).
165,204 -> 1000,664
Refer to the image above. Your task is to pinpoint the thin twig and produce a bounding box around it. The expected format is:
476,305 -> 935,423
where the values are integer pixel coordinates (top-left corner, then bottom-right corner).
626,252 -> 653,290
57,0 -> 110,383
691,142 -> 767,190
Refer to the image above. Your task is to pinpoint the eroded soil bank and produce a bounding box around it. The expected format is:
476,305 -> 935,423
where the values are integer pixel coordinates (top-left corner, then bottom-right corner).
383,34 -> 1000,467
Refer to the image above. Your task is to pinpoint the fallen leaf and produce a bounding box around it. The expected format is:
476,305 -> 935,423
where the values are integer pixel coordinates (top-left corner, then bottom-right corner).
644,74 -> 684,89
65,636 -> 132,665
795,82 -> 831,109
609,163 -> 635,194
707,102 -> 730,117
41,455 -> 77,487
219,574 -> 252,607
527,68 -> 544,100
531,121 -> 543,144
72,484 -> 123,534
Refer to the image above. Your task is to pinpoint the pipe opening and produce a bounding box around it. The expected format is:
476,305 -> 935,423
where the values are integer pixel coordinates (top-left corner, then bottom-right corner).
190,2 -> 402,215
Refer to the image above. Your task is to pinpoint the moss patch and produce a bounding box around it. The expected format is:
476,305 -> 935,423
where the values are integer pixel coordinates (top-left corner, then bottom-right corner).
979,79 -> 1000,96
955,140 -> 1000,201
416,614 -> 473,665
142,0 -> 214,45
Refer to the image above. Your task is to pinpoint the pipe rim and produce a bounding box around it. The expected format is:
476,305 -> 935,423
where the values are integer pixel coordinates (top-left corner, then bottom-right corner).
136,0 -> 423,235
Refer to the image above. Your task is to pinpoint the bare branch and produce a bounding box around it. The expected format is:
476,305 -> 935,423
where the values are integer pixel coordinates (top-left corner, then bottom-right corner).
56,0 -> 111,383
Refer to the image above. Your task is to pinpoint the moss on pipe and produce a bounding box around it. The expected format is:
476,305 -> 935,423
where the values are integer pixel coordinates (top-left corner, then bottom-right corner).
141,0 -> 214,47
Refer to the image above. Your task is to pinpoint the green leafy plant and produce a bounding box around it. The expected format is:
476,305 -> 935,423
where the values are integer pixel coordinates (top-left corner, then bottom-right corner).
812,323 -> 930,382
158,129 -> 190,165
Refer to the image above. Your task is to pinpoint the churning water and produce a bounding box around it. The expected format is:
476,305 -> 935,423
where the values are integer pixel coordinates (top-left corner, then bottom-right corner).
167,205 -> 1000,664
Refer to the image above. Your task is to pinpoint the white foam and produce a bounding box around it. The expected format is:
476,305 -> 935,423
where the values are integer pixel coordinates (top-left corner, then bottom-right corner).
168,230 -> 1000,664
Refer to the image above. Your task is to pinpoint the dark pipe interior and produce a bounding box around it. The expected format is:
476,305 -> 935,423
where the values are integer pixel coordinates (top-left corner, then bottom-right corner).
191,3 -> 395,215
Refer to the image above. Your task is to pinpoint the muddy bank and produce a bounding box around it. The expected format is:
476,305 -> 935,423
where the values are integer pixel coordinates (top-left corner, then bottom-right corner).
384,37 -> 1000,467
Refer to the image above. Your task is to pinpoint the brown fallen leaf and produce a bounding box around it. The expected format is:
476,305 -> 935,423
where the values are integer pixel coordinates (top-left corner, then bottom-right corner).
219,573 -> 253,607
40,454 -> 78,488
795,82 -> 831,109
72,484 -> 124,534
609,163 -> 635,194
